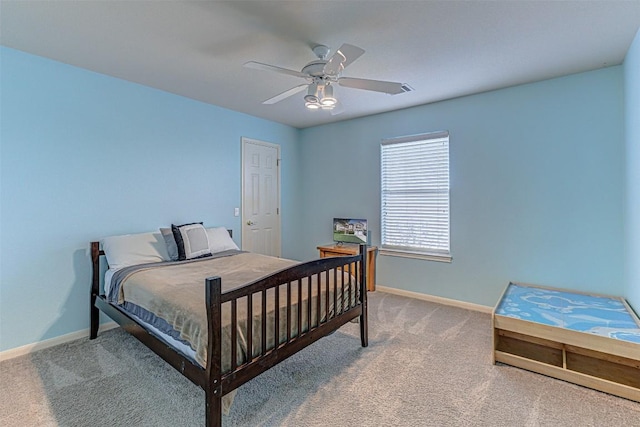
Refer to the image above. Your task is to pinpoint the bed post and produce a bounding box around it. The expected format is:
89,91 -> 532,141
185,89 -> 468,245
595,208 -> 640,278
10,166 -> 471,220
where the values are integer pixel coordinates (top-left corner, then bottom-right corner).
359,244 -> 368,347
205,276 -> 223,427
90,241 -> 100,340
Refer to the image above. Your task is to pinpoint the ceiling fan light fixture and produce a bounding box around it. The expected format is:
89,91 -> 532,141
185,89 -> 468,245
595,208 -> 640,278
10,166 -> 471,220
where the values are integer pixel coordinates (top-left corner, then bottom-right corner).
320,84 -> 337,107
305,101 -> 321,110
304,94 -> 319,103
320,98 -> 337,107
304,82 -> 319,104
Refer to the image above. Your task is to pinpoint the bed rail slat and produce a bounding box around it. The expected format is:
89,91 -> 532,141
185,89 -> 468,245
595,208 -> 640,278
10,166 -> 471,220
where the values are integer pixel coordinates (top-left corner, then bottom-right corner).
348,263 -> 353,308
333,268 -> 344,317
339,267 -> 344,315
355,262 -> 360,308
286,282 -> 292,343
231,300 -> 237,370
316,273 -> 321,327
297,279 -> 302,337
261,290 -> 267,355
307,276 -> 312,332
274,285 -> 280,349
324,270 -> 329,321
247,293 -> 253,361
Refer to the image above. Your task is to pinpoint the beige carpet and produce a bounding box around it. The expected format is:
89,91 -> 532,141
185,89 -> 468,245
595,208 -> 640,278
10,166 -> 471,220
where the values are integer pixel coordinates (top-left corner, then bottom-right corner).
1,291 -> 639,426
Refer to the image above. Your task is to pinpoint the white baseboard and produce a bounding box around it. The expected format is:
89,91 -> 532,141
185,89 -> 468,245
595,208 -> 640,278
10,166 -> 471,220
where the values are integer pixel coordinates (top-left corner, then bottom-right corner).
375,285 -> 493,314
0,322 -> 119,362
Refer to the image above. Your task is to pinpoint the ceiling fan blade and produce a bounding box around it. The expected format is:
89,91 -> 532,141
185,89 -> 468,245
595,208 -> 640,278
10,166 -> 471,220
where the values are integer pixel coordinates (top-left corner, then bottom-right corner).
323,44 -> 365,75
338,77 -> 412,95
244,61 -> 308,79
262,84 -> 308,104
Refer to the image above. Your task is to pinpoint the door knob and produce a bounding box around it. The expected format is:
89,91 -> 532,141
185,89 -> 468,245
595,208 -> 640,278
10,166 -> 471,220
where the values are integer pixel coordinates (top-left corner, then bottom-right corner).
247,220 -> 256,226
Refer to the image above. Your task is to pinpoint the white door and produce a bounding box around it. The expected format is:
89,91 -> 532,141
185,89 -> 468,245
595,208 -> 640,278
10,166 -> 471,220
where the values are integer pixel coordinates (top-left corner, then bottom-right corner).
241,137 -> 281,257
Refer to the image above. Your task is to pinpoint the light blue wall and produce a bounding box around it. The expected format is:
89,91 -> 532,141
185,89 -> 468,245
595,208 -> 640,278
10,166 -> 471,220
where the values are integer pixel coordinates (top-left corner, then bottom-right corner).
624,29 -> 640,314
299,67 -> 625,307
0,44 -> 631,353
0,47 -> 300,351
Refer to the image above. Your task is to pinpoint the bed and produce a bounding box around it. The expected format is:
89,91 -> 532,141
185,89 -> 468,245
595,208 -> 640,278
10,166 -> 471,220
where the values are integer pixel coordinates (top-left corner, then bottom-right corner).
90,225 -> 368,427
492,282 -> 640,402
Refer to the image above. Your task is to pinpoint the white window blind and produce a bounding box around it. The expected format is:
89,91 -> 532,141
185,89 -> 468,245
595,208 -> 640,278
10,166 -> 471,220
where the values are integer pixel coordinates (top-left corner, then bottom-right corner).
381,131 -> 450,261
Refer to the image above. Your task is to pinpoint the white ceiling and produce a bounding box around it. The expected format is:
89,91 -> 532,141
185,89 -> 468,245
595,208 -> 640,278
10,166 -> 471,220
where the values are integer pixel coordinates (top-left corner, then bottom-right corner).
2,1 -> 640,129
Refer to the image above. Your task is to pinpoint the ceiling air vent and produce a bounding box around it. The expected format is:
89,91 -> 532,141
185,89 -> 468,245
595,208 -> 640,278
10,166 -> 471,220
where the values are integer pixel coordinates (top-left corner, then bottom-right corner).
400,84 -> 414,93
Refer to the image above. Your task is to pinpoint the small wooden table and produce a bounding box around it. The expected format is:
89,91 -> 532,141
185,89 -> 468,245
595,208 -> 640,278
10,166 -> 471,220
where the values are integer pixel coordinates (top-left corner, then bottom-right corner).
317,244 -> 377,291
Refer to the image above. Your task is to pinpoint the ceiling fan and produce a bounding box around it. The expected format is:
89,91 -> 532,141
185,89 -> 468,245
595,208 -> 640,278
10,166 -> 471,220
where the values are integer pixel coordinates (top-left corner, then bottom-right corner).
244,44 -> 412,112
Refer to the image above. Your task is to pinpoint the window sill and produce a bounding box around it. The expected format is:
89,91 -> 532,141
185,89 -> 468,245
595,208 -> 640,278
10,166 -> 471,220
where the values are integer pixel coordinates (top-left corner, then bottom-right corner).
379,249 -> 452,263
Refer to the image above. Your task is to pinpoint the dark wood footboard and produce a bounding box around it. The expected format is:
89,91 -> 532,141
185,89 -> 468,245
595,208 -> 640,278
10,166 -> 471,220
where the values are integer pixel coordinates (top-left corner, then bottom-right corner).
90,242 -> 367,427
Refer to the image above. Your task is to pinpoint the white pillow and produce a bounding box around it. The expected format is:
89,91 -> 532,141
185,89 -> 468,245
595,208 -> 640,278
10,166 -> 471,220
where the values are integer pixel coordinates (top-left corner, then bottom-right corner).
207,227 -> 240,253
102,231 -> 170,270
160,227 -> 179,261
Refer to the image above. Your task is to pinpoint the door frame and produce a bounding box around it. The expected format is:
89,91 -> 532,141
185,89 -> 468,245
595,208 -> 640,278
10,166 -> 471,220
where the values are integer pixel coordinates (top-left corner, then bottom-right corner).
241,137 -> 282,255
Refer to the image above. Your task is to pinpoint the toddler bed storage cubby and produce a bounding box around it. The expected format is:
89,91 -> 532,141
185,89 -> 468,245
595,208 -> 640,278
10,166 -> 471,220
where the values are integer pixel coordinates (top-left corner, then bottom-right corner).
492,282 -> 640,402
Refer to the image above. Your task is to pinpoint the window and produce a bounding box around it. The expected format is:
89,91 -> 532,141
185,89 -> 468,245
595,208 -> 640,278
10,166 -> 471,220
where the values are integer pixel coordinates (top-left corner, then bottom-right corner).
380,131 -> 451,262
